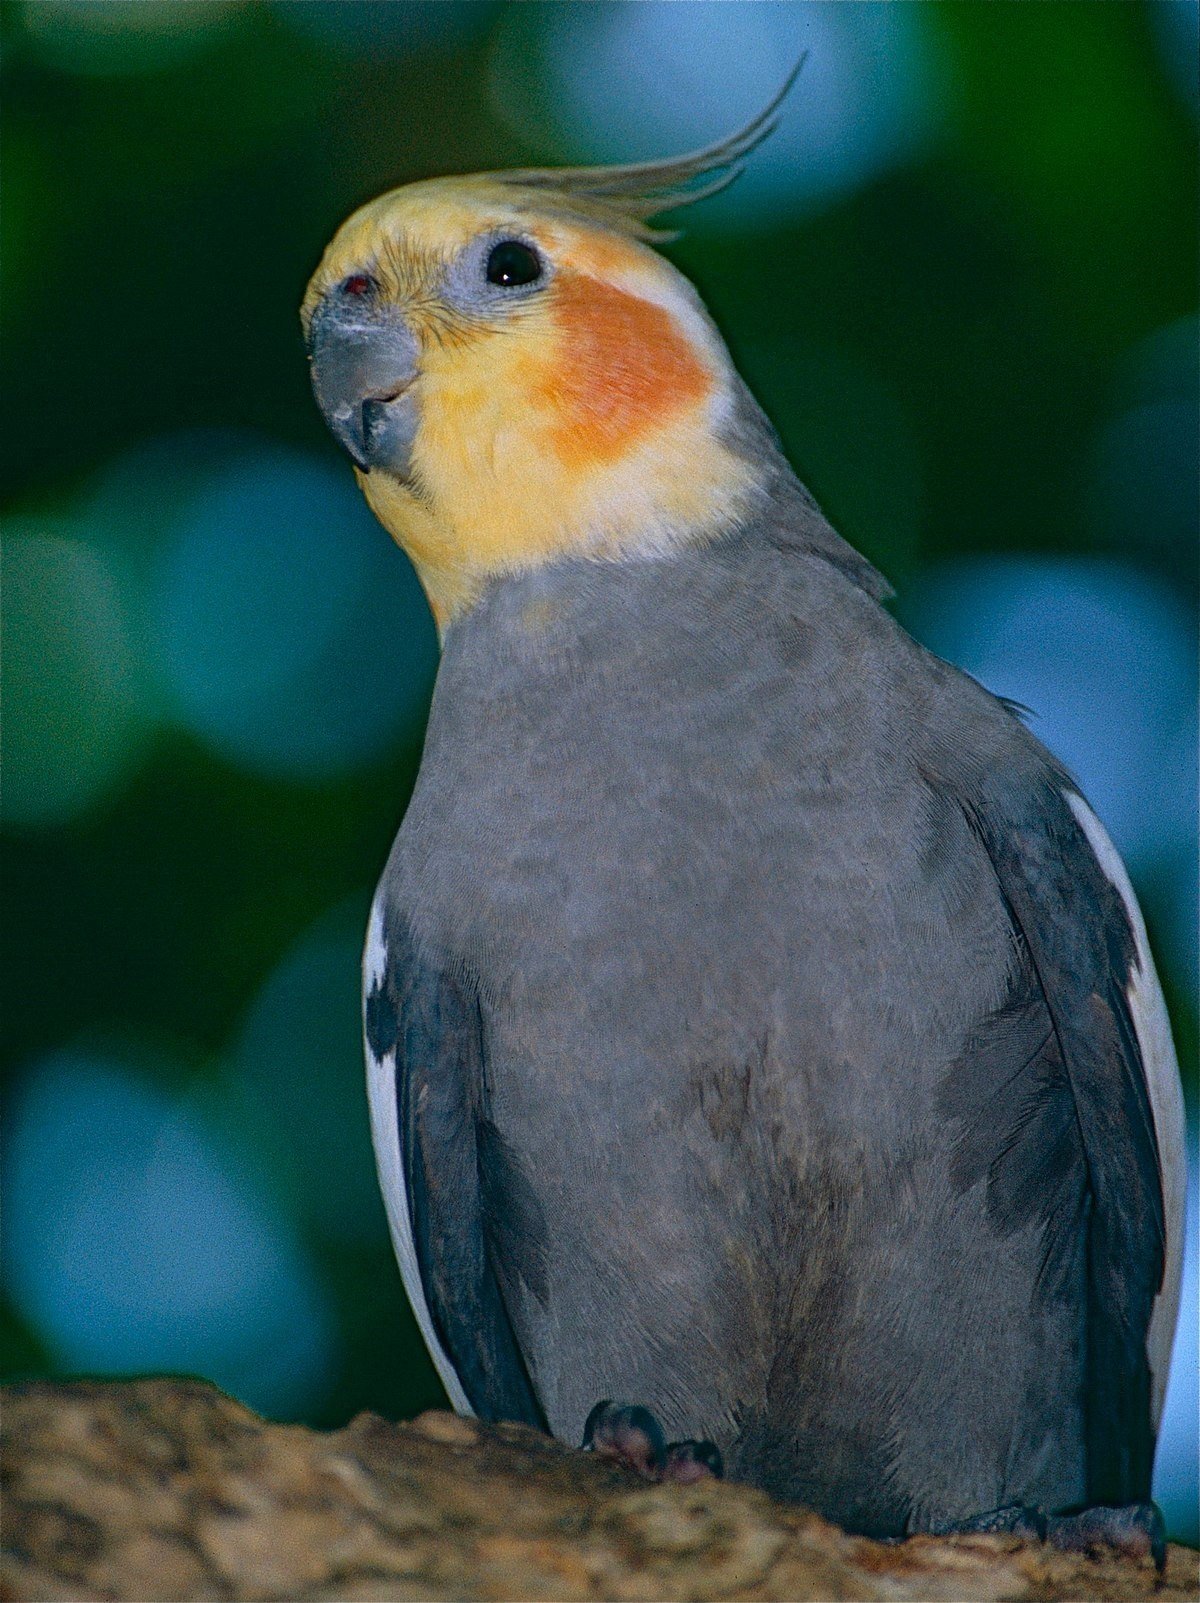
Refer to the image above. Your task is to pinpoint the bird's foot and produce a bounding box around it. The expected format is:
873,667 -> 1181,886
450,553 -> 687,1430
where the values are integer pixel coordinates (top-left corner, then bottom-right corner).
582,1401 -> 664,1477
1045,1502 -> 1166,1574
931,1504 -> 1048,1540
933,1500 -> 1165,1574
663,1437 -> 725,1484
582,1400 -> 723,1484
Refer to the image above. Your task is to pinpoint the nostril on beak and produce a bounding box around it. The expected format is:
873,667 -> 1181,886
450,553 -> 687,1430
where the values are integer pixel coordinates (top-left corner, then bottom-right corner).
309,310 -> 419,474
368,379 -> 414,407
361,379 -> 416,461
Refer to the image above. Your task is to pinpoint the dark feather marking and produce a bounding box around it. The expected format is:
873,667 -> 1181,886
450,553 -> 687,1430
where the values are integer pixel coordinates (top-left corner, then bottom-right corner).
940,778 -> 1164,1504
939,979 -> 1085,1305
478,1117 -> 550,1308
373,915 -> 546,1428
364,977 -> 399,1063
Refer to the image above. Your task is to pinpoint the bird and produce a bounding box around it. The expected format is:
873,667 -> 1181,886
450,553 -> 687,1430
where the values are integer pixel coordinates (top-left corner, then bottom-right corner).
301,69 -> 1185,1563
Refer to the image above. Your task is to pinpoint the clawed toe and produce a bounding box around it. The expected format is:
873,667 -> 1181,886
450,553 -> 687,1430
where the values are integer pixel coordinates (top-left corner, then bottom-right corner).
935,1499 -> 1166,1575
1045,1502 -> 1166,1574
582,1401 -> 723,1486
582,1400 -> 665,1478
664,1438 -> 724,1484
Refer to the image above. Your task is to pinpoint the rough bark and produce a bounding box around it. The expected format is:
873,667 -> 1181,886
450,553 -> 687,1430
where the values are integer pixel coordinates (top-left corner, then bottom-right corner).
1,1379 -> 1194,1602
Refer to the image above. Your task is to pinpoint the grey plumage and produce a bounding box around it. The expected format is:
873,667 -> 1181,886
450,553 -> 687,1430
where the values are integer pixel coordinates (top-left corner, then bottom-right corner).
364,398 -> 1177,1537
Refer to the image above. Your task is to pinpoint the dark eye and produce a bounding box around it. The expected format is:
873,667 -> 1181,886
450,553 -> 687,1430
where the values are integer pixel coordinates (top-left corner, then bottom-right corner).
485,240 -> 542,288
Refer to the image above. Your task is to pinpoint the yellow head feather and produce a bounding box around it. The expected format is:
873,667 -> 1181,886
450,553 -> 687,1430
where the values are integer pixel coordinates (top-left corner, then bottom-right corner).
302,65 -> 804,629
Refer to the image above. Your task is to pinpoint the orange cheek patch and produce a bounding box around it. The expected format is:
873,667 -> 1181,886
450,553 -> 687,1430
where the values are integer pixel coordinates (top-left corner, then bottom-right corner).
543,273 -> 712,468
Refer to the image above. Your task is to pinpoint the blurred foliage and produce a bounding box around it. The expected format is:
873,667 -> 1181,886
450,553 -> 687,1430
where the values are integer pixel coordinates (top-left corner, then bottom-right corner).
1,0 -> 1196,1533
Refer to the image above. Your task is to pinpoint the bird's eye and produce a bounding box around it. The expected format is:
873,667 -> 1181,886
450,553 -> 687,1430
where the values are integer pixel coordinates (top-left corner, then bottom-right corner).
341,273 -> 376,297
485,240 -> 542,288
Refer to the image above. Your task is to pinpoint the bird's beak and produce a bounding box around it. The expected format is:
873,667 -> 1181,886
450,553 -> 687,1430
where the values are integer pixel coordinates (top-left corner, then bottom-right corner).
308,300 -> 421,478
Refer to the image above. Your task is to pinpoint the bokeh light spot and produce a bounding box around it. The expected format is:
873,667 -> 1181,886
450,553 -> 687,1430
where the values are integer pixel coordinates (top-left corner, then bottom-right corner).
234,900 -> 386,1244
1090,317 -> 1199,569
489,1 -> 944,226
906,556 -> 1197,876
2,1052 -> 337,1418
19,0 -> 244,76
150,440 -> 436,779
2,531 -> 148,829
1151,0 -> 1200,117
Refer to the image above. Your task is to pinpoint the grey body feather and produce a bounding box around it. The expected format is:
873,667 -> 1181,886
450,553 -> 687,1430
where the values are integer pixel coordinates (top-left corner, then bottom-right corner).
366,424 -> 1170,1536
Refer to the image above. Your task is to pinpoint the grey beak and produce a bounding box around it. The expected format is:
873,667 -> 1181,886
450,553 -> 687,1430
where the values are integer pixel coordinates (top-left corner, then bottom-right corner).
309,302 -> 420,477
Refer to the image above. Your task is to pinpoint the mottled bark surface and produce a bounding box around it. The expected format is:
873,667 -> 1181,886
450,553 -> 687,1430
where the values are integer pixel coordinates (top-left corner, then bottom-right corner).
1,1379 -> 1195,1602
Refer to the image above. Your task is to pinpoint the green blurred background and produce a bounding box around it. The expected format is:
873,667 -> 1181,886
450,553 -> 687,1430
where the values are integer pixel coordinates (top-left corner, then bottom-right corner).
2,0 -> 1196,1540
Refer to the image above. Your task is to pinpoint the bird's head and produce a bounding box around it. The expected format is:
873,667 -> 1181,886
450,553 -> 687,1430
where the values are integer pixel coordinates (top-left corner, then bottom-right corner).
302,69 -> 800,629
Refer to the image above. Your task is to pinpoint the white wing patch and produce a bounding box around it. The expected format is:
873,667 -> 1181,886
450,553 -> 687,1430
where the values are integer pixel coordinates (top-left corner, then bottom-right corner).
1065,792 -> 1186,1430
364,898 -> 475,1416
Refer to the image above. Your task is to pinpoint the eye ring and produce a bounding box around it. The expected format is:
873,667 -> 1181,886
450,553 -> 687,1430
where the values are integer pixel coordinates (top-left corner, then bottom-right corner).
485,239 -> 543,288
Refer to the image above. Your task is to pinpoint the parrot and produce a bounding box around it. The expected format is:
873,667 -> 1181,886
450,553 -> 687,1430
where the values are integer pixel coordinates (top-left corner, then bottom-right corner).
301,72 -> 1185,1562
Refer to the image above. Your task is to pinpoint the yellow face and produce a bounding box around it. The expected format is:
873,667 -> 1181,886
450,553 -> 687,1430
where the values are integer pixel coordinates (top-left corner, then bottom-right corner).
302,177 -> 761,629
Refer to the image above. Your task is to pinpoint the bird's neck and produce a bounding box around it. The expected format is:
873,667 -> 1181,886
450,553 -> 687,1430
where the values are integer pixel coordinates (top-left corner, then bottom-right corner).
358,378 -> 765,634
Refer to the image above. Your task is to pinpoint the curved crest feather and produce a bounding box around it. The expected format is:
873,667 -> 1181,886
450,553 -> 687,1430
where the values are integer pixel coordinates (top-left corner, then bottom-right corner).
490,56 -> 806,241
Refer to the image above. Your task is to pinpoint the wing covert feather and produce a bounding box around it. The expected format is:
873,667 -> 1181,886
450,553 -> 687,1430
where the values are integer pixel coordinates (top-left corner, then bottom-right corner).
365,905 -> 546,1428
946,775 -> 1166,1504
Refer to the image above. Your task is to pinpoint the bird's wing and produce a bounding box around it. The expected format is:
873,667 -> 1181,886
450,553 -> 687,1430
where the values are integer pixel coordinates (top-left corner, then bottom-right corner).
942,770 -> 1183,1505
363,897 -> 546,1427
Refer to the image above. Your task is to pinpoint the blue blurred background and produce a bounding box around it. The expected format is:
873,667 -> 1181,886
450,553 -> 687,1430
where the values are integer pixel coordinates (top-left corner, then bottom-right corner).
2,0 -> 1196,1541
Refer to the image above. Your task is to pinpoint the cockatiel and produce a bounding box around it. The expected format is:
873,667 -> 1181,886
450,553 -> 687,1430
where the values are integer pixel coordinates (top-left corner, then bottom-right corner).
302,76 -> 1185,1560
